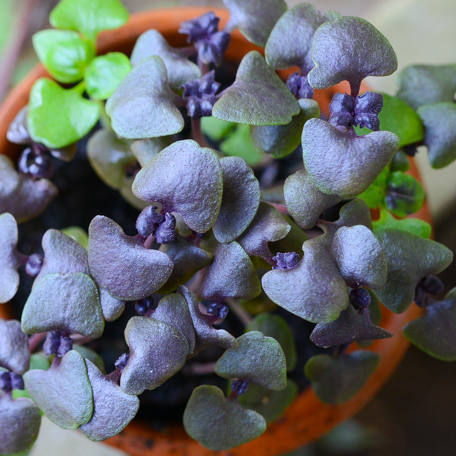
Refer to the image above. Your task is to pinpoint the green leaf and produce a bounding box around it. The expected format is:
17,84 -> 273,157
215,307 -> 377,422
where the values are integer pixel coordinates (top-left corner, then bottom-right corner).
390,150 -> 410,173
21,273 -> 105,338
358,165 -> 390,209
250,98 -> 320,159
201,116 -> 237,142
85,53 -> 131,100
403,288 -> 456,361
61,226 -> 89,249
183,385 -> 266,451
213,157 -> 260,243
132,140 -> 223,233
385,171 -> 425,218
373,209 -> 431,239
215,331 -> 287,390
213,51 -> 300,126
220,124 -> 264,166
246,313 -> 297,371
418,102 -> 456,168
120,317 -> 189,395
236,380 -> 298,423
201,241 -> 261,301
33,30 -> 95,84
50,0 -> 129,42
378,94 -> 424,148
28,78 -> 100,149
224,0 -> 287,47
24,350 -> 93,429
130,29 -> 201,91
305,350 -> 380,404
106,56 -> 184,139
373,230 -> 453,313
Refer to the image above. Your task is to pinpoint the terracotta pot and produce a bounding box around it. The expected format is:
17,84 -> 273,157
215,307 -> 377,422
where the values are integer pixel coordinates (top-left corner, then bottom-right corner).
0,7 -> 428,456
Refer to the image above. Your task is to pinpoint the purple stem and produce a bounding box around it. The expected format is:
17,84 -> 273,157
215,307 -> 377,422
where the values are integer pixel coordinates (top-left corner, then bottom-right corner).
225,298 -> 251,327
191,118 -> 208,148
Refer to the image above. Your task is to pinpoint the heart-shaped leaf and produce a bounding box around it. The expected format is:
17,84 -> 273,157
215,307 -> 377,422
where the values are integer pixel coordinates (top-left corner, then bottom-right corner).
403,288 -> 456,361
99,289 -> 125,322
397,64 -> 456,111
88,216 -> 173,300
378,94 -> 424,148
284,169 -> 342,230
237,202 -> 290,262
237,380 -> 298,423
265,3 -> 337,72
79,359 -> 139,441
305,350 -> 380,404
224,0 -> 287,47
201,241 -> 261,301
373,229 -> 453,313
331,225 -> 387,290
130,29 -> 201,91
133,140 -> 222,233
213,157 -> 260,243
246,313 -> 297,371
85,53 -> 131,100
131,136 -> 173,167
262,235 -> 349,323
33,30 -> 95,84
158,235 -> 213,294
151,293 -> 196,355
24,350 -> 93,429
332,199 -> 373,231
34,229 -> 89,286
50,0 -> 129,42
120,317 -> 189,395
251,99 -> 320,159
179,286 -> 237,355
310,304 -> 392,348
308,17 -> 397,92
0,156 -> 57,223
385,171 -> 425,217
0,319 -> 30,374
0,395 -> 41,455
212,51 -> 300,126
183,385 -> 266,451
0,213 -> 22,304
87,129 -> 135,189
418,102 -> 456,168
215,331 -> 287,390
373,209 -> 431,239
106,56 -> 184,139
303,119 -> 399,198
22,273 -> 105,338
28,78 -> 100,149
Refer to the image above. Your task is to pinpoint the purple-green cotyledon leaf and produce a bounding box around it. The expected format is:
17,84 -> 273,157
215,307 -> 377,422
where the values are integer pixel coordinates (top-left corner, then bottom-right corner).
0,319 -> 30,374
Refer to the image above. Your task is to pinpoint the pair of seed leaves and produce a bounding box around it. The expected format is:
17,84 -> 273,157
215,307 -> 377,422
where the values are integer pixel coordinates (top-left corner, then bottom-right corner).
397,63 -> 456,168
27,0 -> 130,149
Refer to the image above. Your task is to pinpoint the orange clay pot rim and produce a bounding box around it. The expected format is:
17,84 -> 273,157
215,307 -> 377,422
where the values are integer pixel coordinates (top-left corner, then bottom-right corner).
0,7 -> 427,456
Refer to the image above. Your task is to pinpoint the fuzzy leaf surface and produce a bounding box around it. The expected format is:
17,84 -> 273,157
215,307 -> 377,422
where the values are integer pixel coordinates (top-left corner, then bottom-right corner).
130,29 -> 201,90
305,350 -> 380,404
0,213 -> 21,304
374,229 -> 453,313
213,157 -> 260,243
212,51 -> 300,126
308,16 -> 397,90
132,140 -> 222,233
0,319 -> 30,374
120,317 -> 188,395
80,359 -> 139,441
215,331 -> 287,390
88,216 -> 173,300
224,0 -> 287,47
24,350 -> 93,429
183,385 -> 266,451
99,289 -> 125,322
106,56 -> 184,139
302,119 -> 399,198
0,156 -> 57,223
201,241 -> 261,301
28,78 -> 100,149
22,273 -> 104,338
